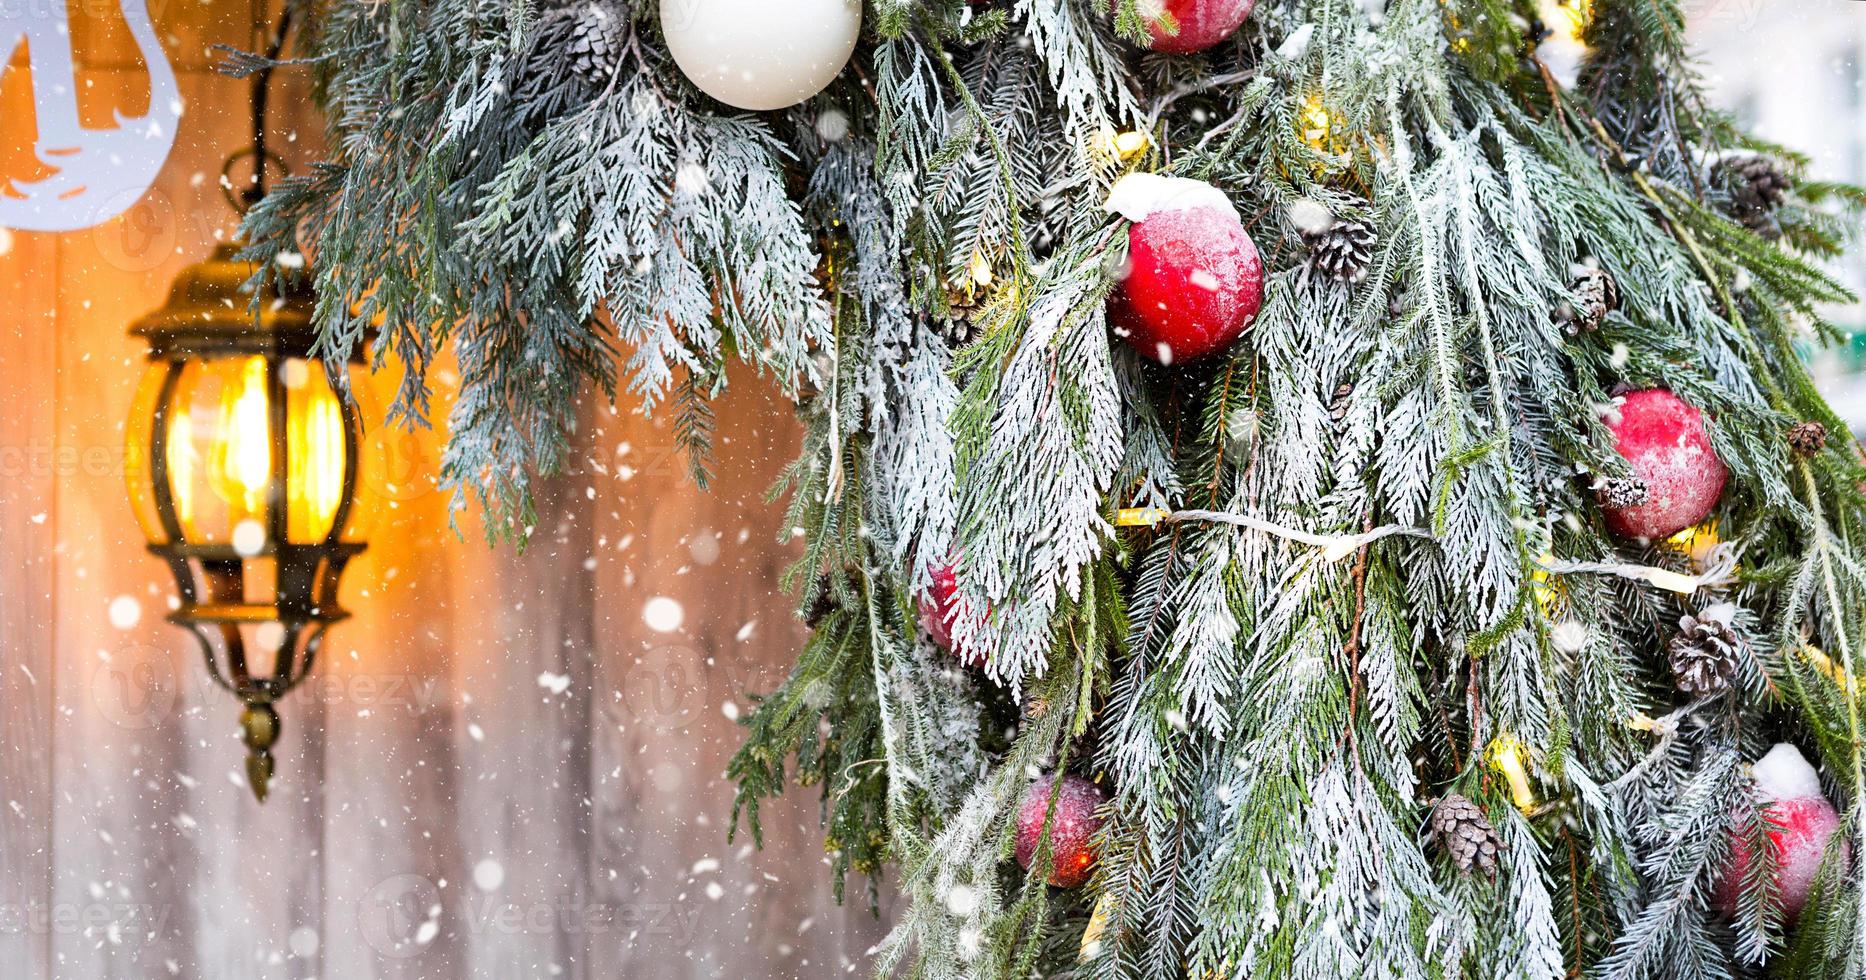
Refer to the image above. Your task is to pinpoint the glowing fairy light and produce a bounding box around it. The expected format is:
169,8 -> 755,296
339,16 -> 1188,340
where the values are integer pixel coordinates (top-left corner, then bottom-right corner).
1487,733 -> 1537,811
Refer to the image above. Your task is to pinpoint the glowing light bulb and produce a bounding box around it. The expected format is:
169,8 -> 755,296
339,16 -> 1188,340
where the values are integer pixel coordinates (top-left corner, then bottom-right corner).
1550,0 -> 1591,44
164,407 -> 197,535
1486,733 -> 1536,811
966,248 -> 994,288
1532,551 -> 1562,615
1295,93 -> 1346,158
1078,894 -> 1114,963
1091,127 -> 1153,165
1112,130 -> 1151,161
1665,522 -> 1720,565
287,362 -> 349,541
209,356 -> 272,521
1802,644 -> 1859,696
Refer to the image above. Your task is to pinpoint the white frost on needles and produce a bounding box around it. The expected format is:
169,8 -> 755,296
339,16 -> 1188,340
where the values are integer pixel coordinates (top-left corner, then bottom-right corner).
1104,172 -> 1236,223
1752,743 -> 1823,803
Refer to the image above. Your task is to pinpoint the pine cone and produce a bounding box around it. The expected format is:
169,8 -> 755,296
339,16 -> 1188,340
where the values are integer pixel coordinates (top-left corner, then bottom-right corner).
1329,382 -> 1354,421
543,1 -> 627,88
1559,267 -> 1619,334
1600,476 -> 1649,509
1430,794 -> 1502,879
1667,606 -> 1740,695
935,306 -> 983,348
939,251 -> 995,347
1788,421 -> 1829,458
1303,219 -> 1377,284
1715,155 -> 1791,239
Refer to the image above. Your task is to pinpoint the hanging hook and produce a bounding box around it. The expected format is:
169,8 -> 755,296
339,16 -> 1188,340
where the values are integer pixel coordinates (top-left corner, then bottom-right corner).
225,0 -> 300,210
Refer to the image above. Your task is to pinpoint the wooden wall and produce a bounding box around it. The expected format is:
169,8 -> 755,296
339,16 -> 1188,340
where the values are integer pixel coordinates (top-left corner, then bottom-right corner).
0,4 -> 887,978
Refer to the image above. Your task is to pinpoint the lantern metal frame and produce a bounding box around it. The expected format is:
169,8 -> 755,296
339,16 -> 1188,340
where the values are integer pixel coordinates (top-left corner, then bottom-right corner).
128,247 -> 368,800
124,0 -> 366,801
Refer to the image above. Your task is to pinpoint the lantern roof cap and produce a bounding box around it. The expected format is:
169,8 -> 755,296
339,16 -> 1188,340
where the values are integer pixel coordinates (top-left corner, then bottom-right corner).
130,243 -> 320,357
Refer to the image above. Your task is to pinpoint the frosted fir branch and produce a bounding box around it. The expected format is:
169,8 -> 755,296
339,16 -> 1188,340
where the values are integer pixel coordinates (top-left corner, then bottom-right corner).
1015,0 -> 1144,143
948,249 -> 1124,690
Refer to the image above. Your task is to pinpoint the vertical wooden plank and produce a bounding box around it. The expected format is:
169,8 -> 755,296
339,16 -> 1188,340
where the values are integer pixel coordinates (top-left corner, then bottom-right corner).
46,72 -> 208,980
444,432 -> 597,978
316,368 -> 469,980
587,377 -> 891,978
318,377 -> 600,980
0,196 -> 59,980
46,62 -> 326,979
0,43 -> 59,976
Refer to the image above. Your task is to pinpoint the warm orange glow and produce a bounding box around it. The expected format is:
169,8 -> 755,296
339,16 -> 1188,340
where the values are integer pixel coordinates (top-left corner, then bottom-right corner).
285,360 -> 349,541
164,407 -> 197,534
139,356 -> 353,544
208,356 -> 273,520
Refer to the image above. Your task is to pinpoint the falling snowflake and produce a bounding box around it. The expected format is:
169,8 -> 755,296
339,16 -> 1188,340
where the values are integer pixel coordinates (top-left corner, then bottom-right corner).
816,109 -> 850,142
944,883 -> 979,916
643,596 -> 684,633
231,519 -> 267,557
107,596 -> 141,630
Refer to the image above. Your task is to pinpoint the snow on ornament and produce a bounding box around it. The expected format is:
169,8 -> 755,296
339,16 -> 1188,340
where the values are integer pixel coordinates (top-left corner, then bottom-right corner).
1118,0 -> 1256,54
659,0 -> 861,111
1597,388 -> 1727,541
1014,775 -> 1109,888
1718,743 -> 1849,925
1105,173 -> 1264,365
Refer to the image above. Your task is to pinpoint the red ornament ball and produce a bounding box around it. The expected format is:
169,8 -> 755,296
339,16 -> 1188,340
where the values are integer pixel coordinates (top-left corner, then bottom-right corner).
1717,744 -> 1849,925
1121,0 -> 1256,54
918,563 -> 985,667
1598,388 -> 1727,540
1106,173 -> 1264,365
1014,775 -> 1108,888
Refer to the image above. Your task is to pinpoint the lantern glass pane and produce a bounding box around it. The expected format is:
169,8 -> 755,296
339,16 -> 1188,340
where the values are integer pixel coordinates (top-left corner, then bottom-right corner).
167,355 -> 275,546
283,358 -> 352,543
124,361 -> 171,544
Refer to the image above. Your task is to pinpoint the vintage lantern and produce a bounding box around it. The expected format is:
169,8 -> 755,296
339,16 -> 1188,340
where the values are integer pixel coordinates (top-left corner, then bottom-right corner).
125,245 -> 371,801
121,1 -> 369,803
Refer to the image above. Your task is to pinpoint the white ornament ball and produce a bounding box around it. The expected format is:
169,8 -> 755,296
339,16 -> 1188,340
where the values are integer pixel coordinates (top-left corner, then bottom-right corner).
660,0 -> 862,111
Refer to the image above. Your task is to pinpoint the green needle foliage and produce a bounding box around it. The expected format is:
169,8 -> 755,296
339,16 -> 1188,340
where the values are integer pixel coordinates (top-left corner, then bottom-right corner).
251,0 -> 1866,975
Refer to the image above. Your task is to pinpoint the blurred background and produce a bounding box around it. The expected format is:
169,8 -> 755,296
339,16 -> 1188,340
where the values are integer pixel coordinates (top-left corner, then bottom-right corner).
1688,0 -> 1866,424
0,2 -> 1861,980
